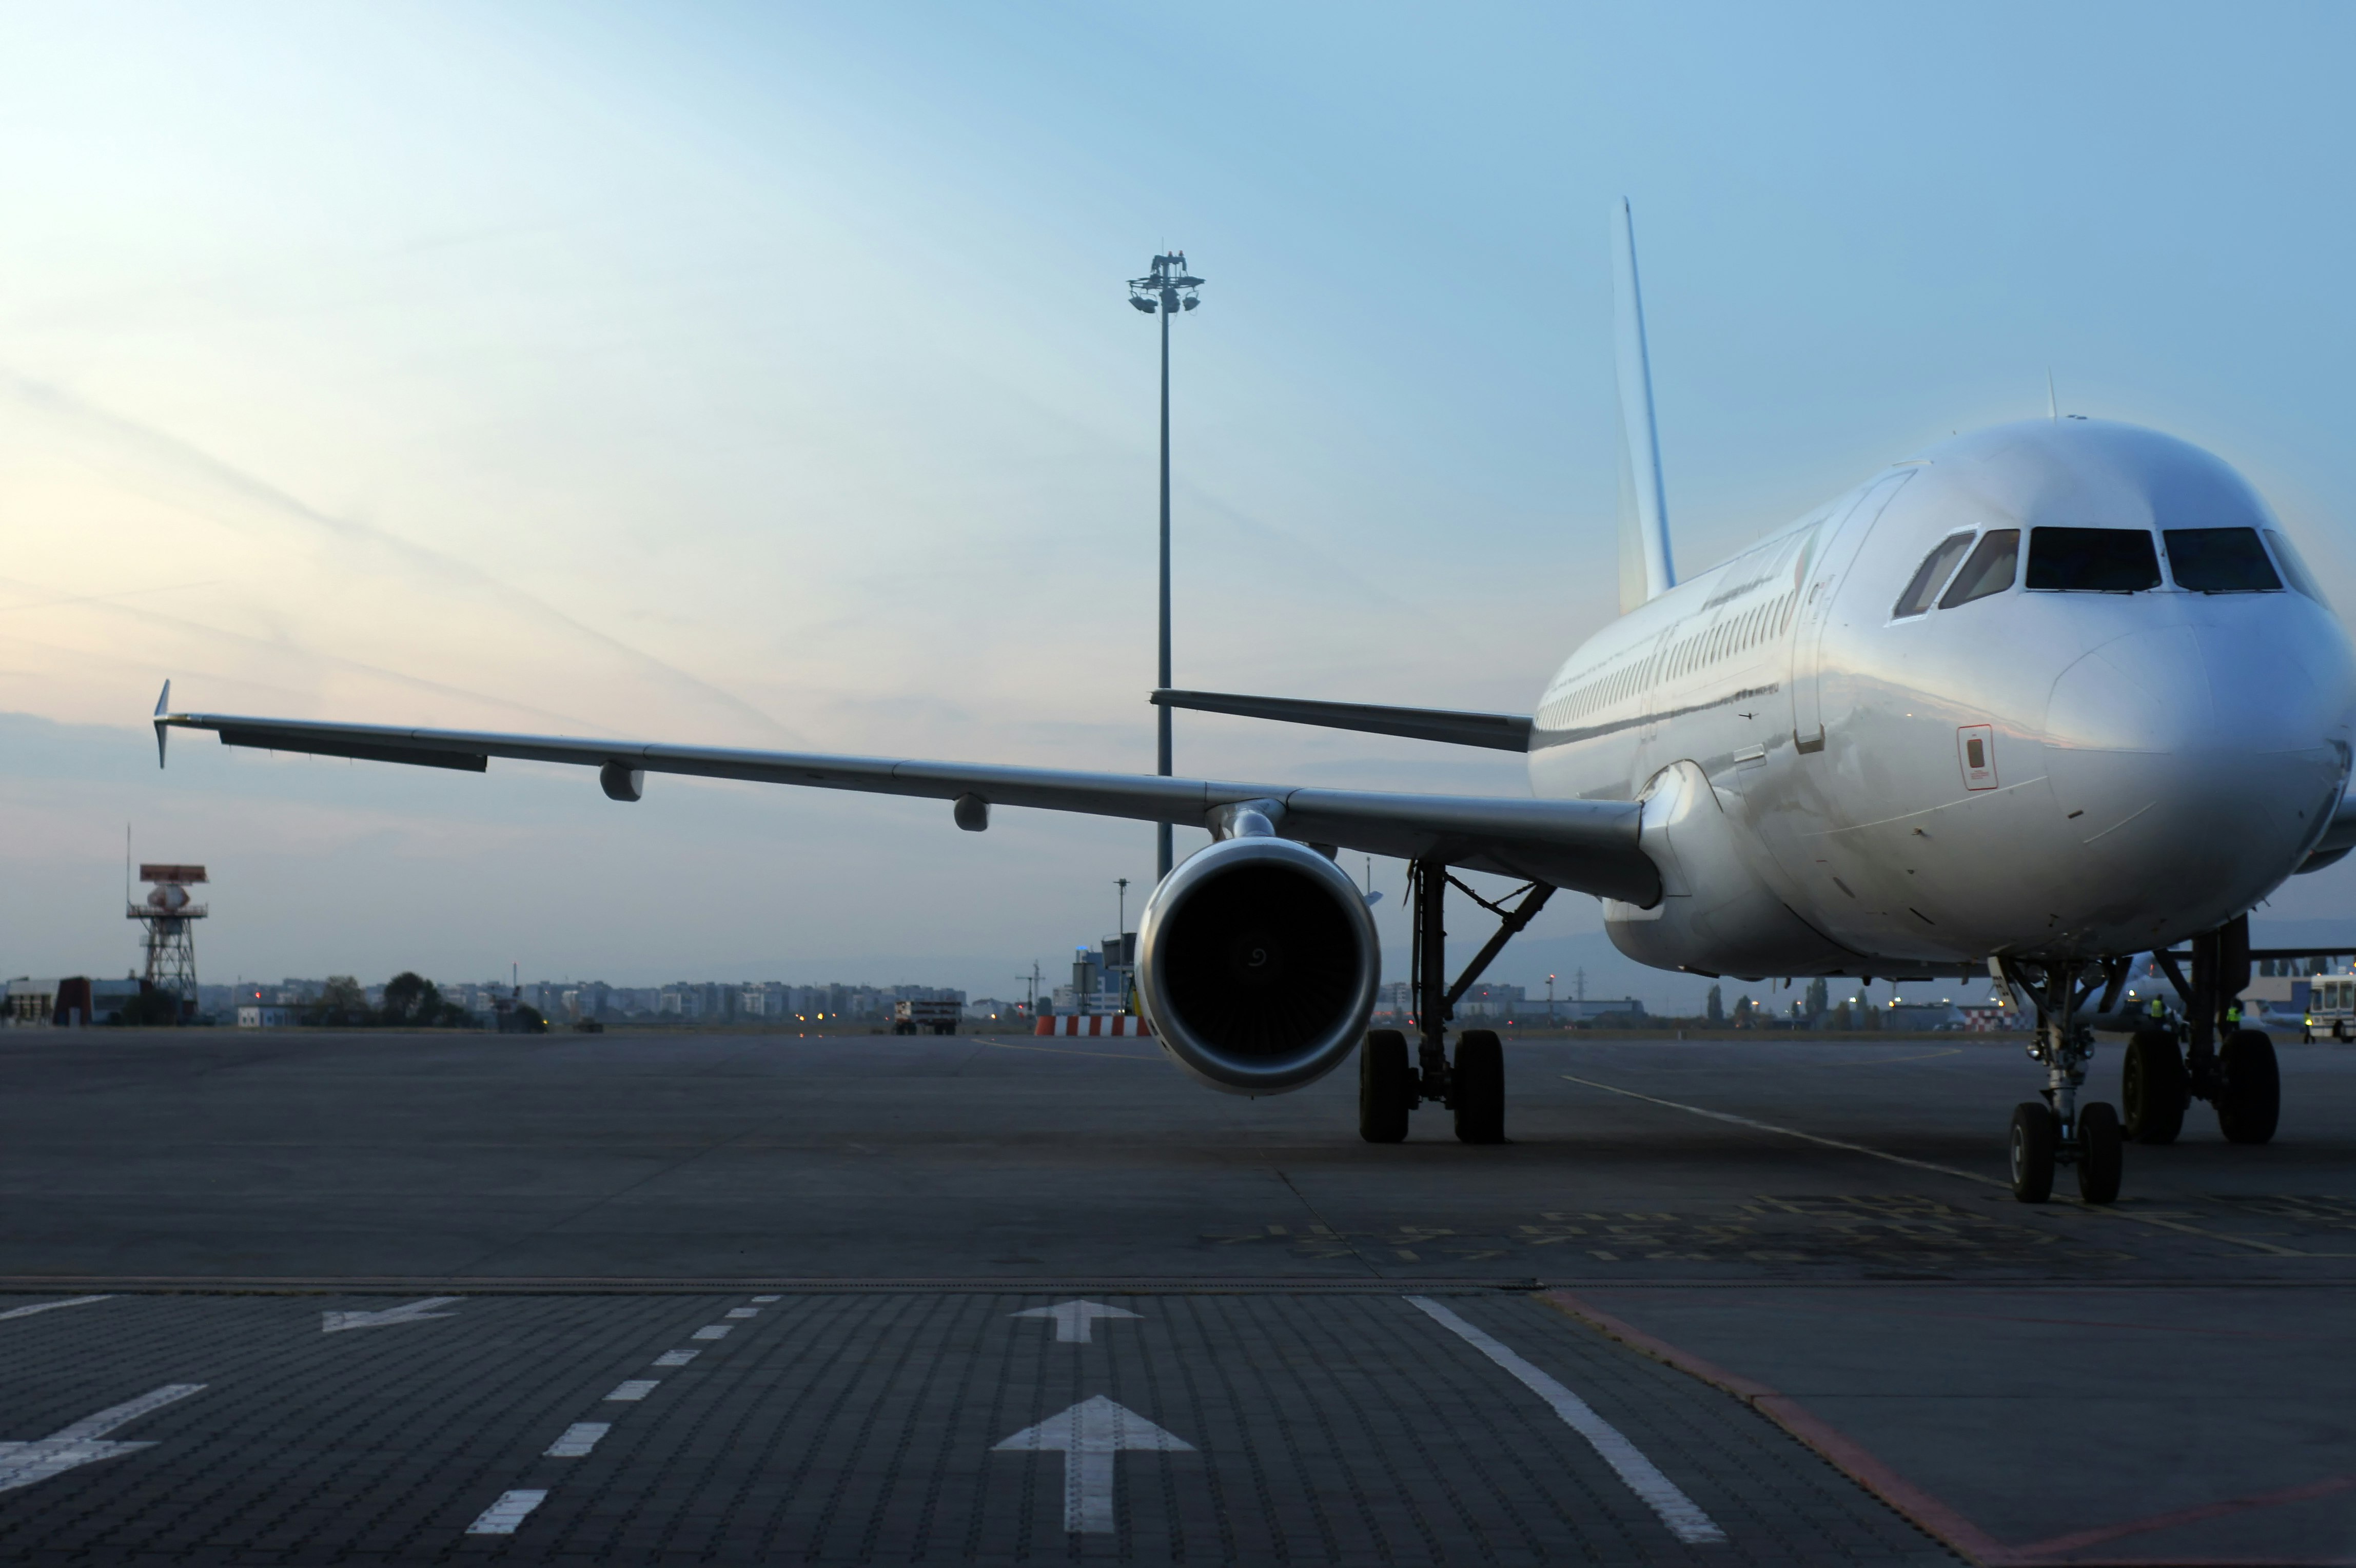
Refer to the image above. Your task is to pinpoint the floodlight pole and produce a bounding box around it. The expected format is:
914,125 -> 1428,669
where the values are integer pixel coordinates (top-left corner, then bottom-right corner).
1129,251 -> 1203,882
1156,294 -> 1172,880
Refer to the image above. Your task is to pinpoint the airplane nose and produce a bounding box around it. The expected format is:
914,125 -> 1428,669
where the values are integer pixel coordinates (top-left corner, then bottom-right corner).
2046,623 -> 2347,913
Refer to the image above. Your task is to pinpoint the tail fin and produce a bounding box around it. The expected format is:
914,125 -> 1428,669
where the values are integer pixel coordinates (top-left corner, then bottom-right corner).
1613,198 -> 1675,610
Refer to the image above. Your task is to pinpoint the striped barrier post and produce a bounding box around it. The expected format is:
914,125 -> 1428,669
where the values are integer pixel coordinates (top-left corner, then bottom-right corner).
1033,1015 -> 1154,1037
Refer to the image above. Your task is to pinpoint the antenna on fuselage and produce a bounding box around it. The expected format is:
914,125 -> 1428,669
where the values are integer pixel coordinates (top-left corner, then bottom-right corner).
1613,198 -> 1676,611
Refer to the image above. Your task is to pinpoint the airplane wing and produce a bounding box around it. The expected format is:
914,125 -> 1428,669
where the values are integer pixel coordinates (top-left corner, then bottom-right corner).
152,691 -> 1659,905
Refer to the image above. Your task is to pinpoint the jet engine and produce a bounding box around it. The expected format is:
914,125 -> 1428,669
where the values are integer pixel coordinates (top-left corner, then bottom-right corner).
1135,834 -> 1381,1095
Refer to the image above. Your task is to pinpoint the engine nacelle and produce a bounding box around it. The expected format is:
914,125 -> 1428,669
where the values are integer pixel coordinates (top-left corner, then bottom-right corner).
1135,834 -> 1380,1095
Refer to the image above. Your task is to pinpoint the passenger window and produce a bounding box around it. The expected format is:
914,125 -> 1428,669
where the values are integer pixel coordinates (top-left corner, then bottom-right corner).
2025,527 -> 2162,592
2265,530 -> 2331,606
1938,530 -> 2020,609
2163,528 -> 2281,593
1893,532 -> 1977,618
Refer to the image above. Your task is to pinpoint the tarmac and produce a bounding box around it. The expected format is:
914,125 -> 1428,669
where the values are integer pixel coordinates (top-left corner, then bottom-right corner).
0,1025 -> 2349,1564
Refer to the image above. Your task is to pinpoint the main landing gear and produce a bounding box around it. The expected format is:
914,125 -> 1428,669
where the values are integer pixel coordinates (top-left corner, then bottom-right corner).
2143,915 -> 2281,1146
1996,956 -> 2125,1204
1359,860 -> 1551,1146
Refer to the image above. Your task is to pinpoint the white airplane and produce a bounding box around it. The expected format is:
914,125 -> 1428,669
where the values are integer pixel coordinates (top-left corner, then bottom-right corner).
153,202 -> 2356,1205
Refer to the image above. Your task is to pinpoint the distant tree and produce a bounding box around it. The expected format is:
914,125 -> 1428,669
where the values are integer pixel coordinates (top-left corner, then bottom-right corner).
382,972 -> 440,1027
1733,993 -> 1754,1027
1805,977 -> 1829,1025
1831,999 -> 1852,1030
312,975 -> 370,1027
1705,985 -> 1724,1025
117,984 -> 181,1027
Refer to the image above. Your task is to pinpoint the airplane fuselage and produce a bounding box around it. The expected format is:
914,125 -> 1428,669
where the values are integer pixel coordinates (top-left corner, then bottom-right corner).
1527,419 -> 2356,979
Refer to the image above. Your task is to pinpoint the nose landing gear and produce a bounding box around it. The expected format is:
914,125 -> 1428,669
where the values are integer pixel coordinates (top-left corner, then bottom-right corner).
1997,957 -> 2125,1203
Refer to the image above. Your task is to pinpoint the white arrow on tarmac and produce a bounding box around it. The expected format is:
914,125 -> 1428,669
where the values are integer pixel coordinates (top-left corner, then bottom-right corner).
0,1383 -> 204,1494
321,1296 -> 462,1334
1010,1300 -> 1142,1344
993,1396 -> 1192,1533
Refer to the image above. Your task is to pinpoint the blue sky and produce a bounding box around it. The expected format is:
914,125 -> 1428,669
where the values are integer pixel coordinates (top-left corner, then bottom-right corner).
4,3 -> 2355,1006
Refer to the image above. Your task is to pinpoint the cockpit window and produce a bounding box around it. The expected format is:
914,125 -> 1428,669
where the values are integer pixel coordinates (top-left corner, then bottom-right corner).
1938,529 -> 2020,609
1893,532 -> 1976,618
2025,527 -> 2162,592
2265,530 -> 2331,606
2162,528 -> 2282,592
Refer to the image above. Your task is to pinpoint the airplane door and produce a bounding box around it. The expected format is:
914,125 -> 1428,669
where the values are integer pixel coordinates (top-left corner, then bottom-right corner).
1790,469 -> 1914,752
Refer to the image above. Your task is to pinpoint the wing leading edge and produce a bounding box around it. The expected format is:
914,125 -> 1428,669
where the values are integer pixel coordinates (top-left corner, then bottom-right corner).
154,702 -> 1659,905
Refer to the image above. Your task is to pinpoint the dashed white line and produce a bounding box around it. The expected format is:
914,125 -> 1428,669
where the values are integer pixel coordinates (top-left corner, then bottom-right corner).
725,1307 -> 759,1319
653,1349 -> 699,1367
1408,1297 -> 1725,1545
750,1294 -> 781,1304
544,1422 -> 610,1458
0,1295 -> 111,1323
604,1380 -> 660,1402
691,1324 -> 731,1340
466,1488 -> 547,1534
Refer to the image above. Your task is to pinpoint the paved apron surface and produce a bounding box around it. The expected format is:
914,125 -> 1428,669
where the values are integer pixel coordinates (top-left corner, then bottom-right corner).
1,1028 -> 2351,1563
0,1288 -> 1941,1565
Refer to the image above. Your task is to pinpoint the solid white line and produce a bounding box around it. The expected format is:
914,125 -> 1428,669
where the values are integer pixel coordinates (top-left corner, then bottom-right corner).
1559,1071 -> 2005,1188
604,1380 -> 659,1402
0,1295 -> 111,1323
465,1488 -> 547,1535
691,1324 -> 731,1340
653,1349 -> 699,1367
544,1422 -> 610,1458
1408,1297 -> 1724,1545
1557,1070 -> 2315,1254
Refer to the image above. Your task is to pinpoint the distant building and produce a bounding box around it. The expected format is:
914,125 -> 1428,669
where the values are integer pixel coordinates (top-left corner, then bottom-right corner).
237,1005 -> 298,1028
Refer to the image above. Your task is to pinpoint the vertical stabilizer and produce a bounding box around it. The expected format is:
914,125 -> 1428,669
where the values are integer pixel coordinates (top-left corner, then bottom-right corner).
1613,199 -> 1675,604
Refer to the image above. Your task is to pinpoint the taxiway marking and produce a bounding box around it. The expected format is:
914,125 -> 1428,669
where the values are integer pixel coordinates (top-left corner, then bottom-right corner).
0,1383 -> 204,1494
604,1380 -> 659,1402
1011,1300 -> 1142,1343
653,1349 -> 699,1367
544,1422 -> 610,1458
691,1324 -> 731,1340
1560,1071 -> 2311,1255
321,1296 -> 462,1333
992,1396 -> 1192,1534
751,1294 -> 781,1303
466,1489 -> 547,1534
725,1306 -> 759,1319
0,1295 -> 111,1323
1408,1297 -> 1724,1545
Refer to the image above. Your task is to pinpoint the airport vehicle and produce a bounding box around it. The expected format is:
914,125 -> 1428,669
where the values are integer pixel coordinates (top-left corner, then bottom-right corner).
893,998 -> 960,1036
151,203 -> 2356,1204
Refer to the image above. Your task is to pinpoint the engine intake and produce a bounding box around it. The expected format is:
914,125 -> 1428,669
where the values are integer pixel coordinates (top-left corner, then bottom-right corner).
1135,835 -> 1380,1094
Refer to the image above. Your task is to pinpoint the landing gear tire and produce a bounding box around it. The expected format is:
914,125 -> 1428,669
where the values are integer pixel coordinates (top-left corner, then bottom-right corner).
2122,1029 -> 2188,1145
1359,1030 -> 1413,1144
2010,1101 -> 2058,1204
1452,1030 -> 1505,1145
2076,1101 -> 2124,1204
2216,1029 -> 2280,1145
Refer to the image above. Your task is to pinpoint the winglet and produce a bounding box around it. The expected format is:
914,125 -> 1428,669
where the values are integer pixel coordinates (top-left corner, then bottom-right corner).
153,680 -> 170,769
1613,198 -> 1676,607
